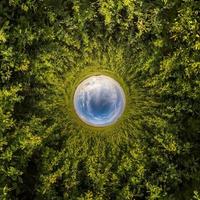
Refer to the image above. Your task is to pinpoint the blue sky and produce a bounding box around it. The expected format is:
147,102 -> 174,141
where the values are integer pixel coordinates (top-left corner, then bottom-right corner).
74,75 -> 126,127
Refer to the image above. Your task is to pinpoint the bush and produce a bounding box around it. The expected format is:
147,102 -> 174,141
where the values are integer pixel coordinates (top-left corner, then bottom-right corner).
0,0 -> 199,199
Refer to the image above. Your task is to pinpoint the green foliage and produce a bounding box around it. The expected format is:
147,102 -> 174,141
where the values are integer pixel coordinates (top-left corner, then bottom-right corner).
193,191 -> 200,200
0,0 -> 199,199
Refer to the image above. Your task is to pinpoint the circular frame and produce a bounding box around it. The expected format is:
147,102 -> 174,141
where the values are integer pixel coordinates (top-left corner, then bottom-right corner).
65,67 -> 130,131
73,75 -> 126,127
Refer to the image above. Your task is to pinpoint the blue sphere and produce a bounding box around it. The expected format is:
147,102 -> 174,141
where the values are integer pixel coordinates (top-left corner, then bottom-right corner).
74,75 -> 126,127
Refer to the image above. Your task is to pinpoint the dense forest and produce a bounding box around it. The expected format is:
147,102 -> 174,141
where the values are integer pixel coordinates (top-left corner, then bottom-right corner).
0,0 -> 200,199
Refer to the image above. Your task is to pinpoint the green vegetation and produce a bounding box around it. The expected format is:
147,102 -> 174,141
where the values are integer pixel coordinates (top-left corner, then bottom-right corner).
0,0 -> 199,199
